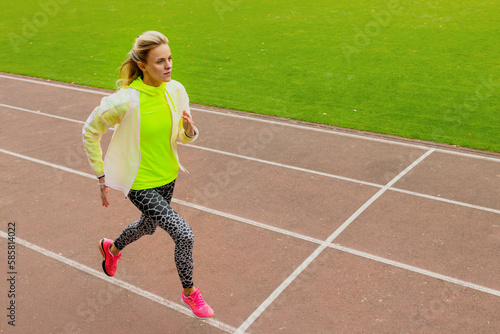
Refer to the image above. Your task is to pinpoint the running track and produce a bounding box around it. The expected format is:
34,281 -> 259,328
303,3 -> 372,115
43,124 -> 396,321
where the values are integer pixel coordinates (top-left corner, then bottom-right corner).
0,73 -> 499,333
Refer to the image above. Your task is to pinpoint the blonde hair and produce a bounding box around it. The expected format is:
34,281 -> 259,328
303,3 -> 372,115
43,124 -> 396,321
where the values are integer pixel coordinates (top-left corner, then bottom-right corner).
116,31 -> 169,89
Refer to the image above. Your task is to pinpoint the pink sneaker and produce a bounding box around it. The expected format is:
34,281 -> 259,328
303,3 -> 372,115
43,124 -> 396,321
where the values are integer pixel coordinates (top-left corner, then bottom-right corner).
99,238 -> 121,276
181,288 -> 215,319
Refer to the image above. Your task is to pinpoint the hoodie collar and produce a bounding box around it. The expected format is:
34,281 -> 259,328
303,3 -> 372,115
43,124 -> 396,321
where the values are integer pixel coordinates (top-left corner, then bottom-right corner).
129,77 -> 166,96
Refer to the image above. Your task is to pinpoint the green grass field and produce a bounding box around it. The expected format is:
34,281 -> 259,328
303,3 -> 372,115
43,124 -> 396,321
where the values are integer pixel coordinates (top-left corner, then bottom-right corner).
2,0 -> 499,152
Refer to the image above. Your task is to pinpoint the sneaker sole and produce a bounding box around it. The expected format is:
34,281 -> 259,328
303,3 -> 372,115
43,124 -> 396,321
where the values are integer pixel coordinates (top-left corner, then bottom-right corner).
98,239 -> 112,277
181,299 -> 214,319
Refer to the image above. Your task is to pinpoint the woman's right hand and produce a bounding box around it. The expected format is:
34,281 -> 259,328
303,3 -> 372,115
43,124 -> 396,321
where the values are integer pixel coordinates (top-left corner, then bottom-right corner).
99,178 -> 109,207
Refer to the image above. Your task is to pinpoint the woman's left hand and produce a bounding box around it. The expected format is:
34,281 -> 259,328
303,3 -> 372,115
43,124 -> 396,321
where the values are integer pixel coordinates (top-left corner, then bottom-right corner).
182,110 -> 196,137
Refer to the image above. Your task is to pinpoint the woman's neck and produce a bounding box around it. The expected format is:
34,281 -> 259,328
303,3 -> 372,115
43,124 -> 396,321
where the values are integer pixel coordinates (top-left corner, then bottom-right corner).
142,74 -> 163,87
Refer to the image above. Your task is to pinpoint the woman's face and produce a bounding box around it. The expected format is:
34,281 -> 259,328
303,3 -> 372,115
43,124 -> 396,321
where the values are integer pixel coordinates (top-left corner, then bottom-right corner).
139,43 -> 172,86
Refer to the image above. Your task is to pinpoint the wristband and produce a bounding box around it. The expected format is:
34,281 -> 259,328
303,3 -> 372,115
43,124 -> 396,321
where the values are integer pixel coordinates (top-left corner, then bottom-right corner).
185,130 -> 196,138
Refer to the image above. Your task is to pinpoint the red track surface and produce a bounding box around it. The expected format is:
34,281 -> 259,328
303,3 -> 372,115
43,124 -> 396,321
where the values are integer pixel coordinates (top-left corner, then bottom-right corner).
1,73 -> 499,333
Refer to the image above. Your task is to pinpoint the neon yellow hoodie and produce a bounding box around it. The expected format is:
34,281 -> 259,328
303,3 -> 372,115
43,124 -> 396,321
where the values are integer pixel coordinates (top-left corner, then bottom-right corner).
82,79 -> 198,197
128,77 -> 178,190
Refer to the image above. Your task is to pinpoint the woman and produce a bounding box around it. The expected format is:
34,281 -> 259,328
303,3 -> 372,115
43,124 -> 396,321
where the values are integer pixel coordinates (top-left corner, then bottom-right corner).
82,31 -> 214,319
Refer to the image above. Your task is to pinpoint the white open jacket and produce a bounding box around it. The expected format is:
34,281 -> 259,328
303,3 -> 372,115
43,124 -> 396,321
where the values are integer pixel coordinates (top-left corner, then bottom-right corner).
82,79 -> 198,197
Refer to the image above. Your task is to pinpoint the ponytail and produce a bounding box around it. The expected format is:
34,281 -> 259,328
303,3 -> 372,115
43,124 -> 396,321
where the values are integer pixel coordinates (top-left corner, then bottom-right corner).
116,31 -> 169,89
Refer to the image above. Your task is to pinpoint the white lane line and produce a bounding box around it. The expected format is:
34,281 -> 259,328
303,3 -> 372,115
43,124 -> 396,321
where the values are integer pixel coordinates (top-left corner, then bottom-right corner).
0,74 -> 109,95
2,74 -> 499,163
0,230 -> 237,333
0,147 -> 324,247
0,102 -> 379,189
190,107 -> 432,151
234,149 -> 435,333
0,102 -> 379,188
3,148 -> 500,311
390,187 -> 500,215
1,102 -> 499,215
193,139 -> 500,214
173,199 -> 324,245
434,148 -> 500,163
182,143 -> 383,188
0,103 -> 86,125
329,244 -> 500,298
190,107 -> 500,163
0,148 -> 96,179
194,113 -> 500,162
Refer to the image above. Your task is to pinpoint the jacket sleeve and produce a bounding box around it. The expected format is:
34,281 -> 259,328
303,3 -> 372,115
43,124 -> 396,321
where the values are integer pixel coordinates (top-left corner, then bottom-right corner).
82,92 -> 130,176
177,85 -> 199,144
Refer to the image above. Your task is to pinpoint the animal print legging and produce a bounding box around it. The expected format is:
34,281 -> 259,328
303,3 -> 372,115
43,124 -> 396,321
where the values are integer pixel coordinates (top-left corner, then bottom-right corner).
113,180 -> 195,289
